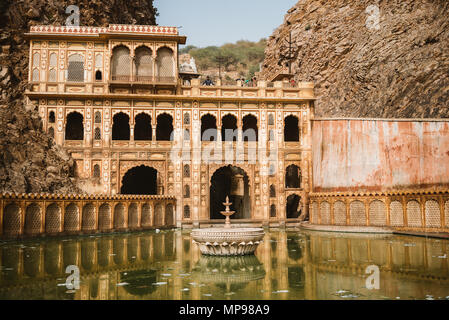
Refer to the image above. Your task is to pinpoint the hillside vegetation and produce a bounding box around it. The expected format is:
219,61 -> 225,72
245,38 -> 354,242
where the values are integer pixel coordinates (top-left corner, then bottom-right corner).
180,39 -> 266,83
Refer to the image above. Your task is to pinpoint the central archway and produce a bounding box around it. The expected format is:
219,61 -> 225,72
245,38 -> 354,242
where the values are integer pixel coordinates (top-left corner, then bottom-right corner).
121,165 -> 158,195
210,166 -> 250,220
286,194 -> 301,219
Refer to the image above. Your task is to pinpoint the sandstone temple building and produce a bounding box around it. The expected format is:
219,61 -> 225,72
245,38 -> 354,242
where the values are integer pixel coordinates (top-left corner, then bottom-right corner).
2,23 -> 446,239
23,24 -> 314,228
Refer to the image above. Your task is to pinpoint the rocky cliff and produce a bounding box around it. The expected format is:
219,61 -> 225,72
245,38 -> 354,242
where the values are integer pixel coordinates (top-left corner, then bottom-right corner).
0,0 -> 157,194
261,0 -> 449,118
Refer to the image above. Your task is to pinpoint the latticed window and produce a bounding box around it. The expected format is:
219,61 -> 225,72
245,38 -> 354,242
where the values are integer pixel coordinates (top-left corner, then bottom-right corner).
425,200 -> 441,228
166,204 -> 174,226
184,205 -> 190,219
82,203 -> 96,231
369,200 -> 387,226
98,203 -> 111,230
154,204 -> 163,226
349,201 -> 366,226
334,201 -> 347,225
111,46 -> 131,81
114,203 -> 126,229
67,54 -> 84,82
320,202 -> 331,225
93,164 -> 100,178
184,113 -> 190,125
94,127 -> 101,140
25,204 -> 41,235
3,203 -> 21,236
156,47 -> 174,81
183,164 -> 190,178
141,203 -> 152,227
128,203 -> 138,229
32,69 -> 39,81
268,114 -> 274,126
33,52 -> 40,67
48,68 -> 57,82
94,111 -> 101,123
135,46 -> 153,81
407,200 -> 422,227
49,53 -> 57,67
45,203 -> 61,233
95,54 -> 103,68
64,203 -> 79,232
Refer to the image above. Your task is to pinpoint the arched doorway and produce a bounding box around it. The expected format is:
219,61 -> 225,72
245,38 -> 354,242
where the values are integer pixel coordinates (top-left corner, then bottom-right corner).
284,115 -> 299,141
286,194 -> 301,219
201,114 -> 217,141
221,114 -> 237,141
286,164 -> 301,189
210,166 -> 250,219
65,112 -> 84,140
112,112 -> 130,140
121,165 -> 158,195
242,114 -> 258,142
134,113 -> 152,140
156,113 -> 173,141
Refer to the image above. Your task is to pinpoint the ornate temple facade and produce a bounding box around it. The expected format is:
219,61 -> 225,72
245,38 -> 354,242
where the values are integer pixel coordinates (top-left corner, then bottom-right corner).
24,24 -> 315,228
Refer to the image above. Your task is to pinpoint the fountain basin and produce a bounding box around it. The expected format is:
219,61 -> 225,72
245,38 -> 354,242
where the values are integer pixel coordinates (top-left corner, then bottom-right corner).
191,227 -> 265,256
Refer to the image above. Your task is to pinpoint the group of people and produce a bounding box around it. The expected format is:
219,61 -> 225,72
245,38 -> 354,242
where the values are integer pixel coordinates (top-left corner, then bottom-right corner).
236,76 -> 257,87
200,75 -> 296,87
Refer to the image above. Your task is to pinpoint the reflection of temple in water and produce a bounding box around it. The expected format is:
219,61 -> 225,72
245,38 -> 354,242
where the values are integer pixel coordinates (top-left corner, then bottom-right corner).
0,230 -> 449,299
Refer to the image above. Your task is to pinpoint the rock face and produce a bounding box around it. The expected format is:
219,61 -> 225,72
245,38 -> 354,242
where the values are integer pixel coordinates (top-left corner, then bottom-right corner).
0,1 -> 157,194
261,0 -> 449,118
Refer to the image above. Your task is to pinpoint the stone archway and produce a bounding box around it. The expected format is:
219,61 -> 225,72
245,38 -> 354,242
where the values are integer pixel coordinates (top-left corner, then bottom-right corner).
286,194 -> 301,219
210,165 -> 251,220
121,165 -> 158,195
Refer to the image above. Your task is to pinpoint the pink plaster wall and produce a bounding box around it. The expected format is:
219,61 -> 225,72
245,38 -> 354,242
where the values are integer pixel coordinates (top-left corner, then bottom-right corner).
312,119 -> 449,192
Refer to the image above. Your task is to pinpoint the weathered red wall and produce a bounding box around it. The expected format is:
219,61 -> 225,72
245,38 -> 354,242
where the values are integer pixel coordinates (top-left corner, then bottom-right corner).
312,119 -> 449,192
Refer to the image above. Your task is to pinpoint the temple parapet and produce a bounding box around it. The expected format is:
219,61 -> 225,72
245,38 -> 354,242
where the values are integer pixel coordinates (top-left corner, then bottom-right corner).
308,189 -> 449,234
0,192 -> 176,239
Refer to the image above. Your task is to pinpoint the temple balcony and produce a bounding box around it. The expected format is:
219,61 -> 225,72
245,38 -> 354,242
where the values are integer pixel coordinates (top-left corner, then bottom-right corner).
110,75 -> 177,87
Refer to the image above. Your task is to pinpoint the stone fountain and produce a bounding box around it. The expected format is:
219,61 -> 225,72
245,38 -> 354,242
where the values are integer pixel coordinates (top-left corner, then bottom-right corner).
191,196 -> 265,256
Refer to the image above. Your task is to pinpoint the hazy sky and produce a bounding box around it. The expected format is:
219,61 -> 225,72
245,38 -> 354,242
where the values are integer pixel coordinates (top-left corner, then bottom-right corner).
154,0 -> 297,48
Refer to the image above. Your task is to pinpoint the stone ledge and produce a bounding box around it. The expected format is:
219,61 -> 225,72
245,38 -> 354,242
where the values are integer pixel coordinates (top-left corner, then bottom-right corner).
299,222 -> 394,234
301,223 -> 449,240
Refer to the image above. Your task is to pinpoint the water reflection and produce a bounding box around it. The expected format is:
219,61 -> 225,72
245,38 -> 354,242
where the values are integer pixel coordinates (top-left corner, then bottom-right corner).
0,229 -> 448,299
191,255 -> 265,295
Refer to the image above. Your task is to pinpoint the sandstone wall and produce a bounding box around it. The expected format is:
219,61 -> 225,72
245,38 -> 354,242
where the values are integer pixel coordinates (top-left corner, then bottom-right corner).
261,0 -> 449,118
312,119 -> 449,192
0,0 -> 157,194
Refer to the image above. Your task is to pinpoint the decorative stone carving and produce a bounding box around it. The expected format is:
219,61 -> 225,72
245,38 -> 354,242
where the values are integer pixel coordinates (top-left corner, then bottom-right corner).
192,228 -> 264,256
